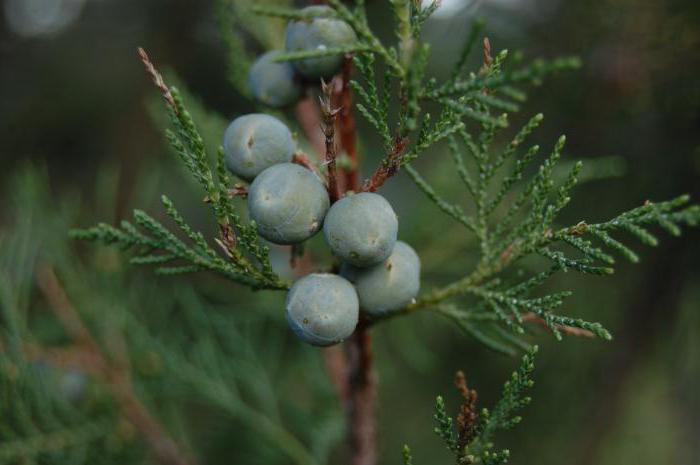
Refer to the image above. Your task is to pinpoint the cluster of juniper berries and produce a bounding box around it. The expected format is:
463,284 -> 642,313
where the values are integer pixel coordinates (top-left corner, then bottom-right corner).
221,7 -> 421,346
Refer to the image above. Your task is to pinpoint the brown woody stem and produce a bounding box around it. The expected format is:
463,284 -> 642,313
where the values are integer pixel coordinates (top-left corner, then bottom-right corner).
338,57 -> 360,192
346,324 -> 377,465
292,55 -> 377,465
321,79 -> 341,202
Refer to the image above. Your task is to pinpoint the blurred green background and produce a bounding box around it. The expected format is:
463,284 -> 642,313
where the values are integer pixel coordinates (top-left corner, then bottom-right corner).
1,0 -> 699,464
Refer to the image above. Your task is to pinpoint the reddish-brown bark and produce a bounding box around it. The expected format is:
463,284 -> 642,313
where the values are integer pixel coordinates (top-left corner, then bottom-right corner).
346,324 -> 377,465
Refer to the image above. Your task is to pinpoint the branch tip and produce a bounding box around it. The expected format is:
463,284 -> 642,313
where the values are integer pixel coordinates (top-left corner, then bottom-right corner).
137,46 -> 178,115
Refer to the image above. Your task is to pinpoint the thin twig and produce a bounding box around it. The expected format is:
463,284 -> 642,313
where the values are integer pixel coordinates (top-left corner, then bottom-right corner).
289,242 -> 305,270
361,136 -> 409,192
293,151 -> 324,180
35,265 -> 197,465
454,371 -> 478,451
480,38 -> 493,73
337,56 -> 360,192
138,47 -> 178,115
520,312 -> 595,338
228,184 -> 248,198
204,184 -> 248,203
480,38 -> 493,95
217,224 -> 238,256
320,78 -> 342,202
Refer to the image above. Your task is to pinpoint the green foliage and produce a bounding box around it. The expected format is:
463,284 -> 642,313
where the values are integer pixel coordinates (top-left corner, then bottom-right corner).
0,359 -> 134,465
70,193 -> 283,289
349,3 -> 700,354
71,84 -> 286,290
403,121 -> 699,350
0,168 -> 140,465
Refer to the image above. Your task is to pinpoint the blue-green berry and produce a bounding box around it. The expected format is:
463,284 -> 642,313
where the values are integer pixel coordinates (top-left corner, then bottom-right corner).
58,368 -> 87,402
223,114 -> 295,181
323,192 -> 398,267
284,6 -> 357,79
31,361 -> 86,402
341,241 -> 421,316
285,273 -> 359,346
248,163 -> 330,244
249,51 -> 302,108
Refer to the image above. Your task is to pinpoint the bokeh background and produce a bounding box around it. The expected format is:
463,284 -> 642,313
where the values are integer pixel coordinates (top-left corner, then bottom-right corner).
1,0 -> 699,464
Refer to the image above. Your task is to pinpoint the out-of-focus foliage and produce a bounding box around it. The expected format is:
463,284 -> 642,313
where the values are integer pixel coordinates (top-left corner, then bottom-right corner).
0,167 -> 342,465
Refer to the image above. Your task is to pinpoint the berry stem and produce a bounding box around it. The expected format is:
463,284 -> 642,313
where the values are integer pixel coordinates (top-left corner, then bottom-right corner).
293,150 -> 324,180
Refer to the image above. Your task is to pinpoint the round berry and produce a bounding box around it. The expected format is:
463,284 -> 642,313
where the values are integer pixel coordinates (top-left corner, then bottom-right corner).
323,192 -> 398,267
285,273 -> 359,346
248,163 -> 330,244
58,368 -> 87,402
31,361 -> 86,402
249,51 -> 302,108
341,241 -> 421,316
284,6 -> 357,79
223,114 -> 295,181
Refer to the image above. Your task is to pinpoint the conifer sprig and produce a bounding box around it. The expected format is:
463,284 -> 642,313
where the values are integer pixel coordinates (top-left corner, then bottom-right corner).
348,16 -> 576,195
71,48 -> 285,290
406,347 -> 538,464
360,28 -> 700,350
0,358 -> 117,464
70,198 -> 286,290
387,189 -> 699,349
